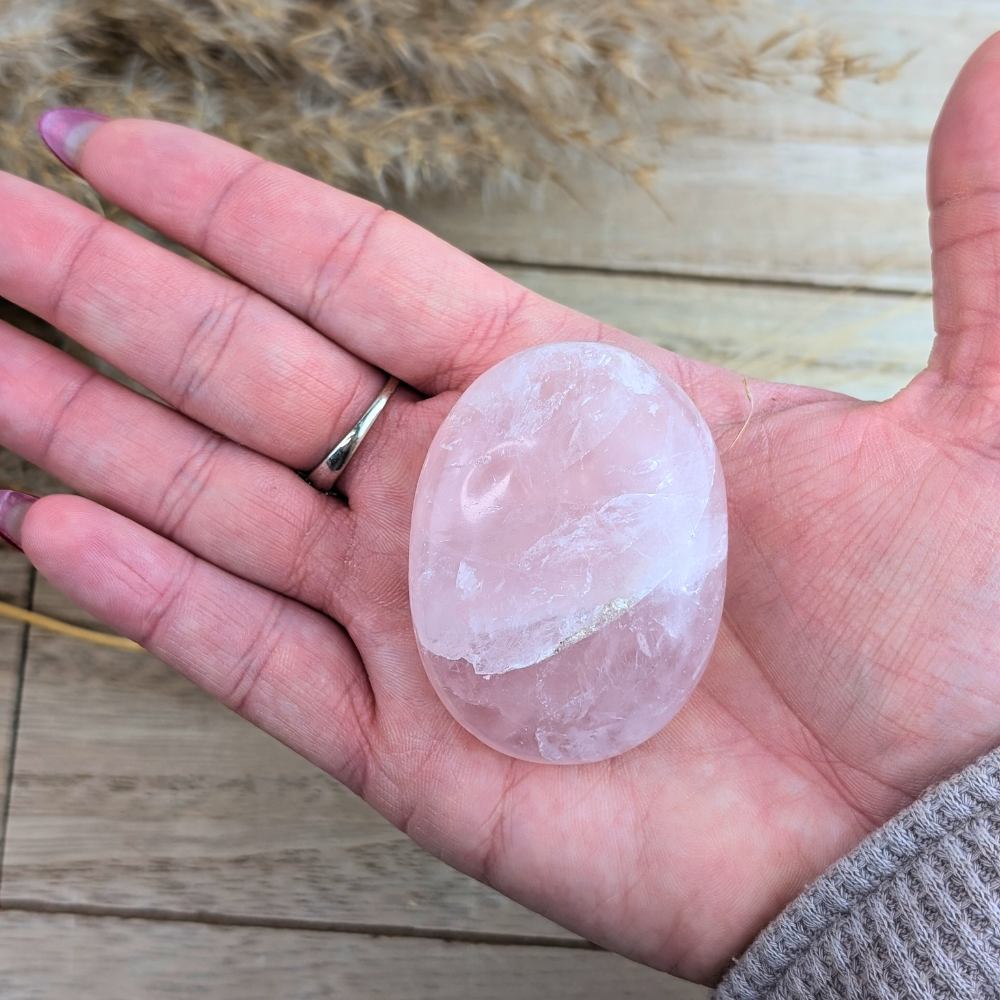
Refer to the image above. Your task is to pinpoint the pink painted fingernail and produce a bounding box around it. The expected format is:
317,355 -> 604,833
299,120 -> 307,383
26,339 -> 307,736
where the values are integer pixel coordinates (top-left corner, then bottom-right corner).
0,490 -> 39,553
38,108 -> 110,174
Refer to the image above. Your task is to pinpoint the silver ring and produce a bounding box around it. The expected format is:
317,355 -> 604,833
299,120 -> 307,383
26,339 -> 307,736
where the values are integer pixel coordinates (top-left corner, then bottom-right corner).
307,376 -> 400,493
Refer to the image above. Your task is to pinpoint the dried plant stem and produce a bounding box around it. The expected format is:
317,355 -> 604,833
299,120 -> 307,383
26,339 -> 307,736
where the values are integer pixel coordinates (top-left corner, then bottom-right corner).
727,375 -> 755,453
0,599 -> 143,651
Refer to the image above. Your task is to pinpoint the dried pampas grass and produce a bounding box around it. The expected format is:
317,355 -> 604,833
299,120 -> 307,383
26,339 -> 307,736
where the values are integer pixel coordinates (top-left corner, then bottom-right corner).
1,0 -> 888,206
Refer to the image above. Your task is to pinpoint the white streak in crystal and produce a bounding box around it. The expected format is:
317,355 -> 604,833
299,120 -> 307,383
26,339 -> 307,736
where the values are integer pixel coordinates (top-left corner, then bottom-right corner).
555,596 -> 635,653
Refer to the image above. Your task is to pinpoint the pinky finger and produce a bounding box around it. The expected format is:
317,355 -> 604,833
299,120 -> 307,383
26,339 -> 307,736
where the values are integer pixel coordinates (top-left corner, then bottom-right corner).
20,494 -> 375,791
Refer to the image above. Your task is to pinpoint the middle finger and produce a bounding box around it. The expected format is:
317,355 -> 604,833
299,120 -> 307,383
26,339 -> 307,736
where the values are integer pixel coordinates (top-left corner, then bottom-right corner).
0,170 -> 387,474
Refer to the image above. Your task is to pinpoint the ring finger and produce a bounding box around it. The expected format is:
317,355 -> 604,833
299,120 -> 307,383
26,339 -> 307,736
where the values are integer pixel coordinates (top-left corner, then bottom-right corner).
0,319 -> 436,636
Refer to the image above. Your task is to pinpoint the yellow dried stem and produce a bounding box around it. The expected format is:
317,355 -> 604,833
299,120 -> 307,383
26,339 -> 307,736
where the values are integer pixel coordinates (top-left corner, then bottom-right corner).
0,599 -> 143,652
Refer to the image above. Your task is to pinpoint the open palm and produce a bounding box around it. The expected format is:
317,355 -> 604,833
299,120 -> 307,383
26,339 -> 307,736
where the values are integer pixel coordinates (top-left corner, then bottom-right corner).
4,34 -> 1000,990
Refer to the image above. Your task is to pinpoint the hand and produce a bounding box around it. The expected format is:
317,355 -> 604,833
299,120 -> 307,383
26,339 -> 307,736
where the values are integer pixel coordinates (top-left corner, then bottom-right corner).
3,34 -> 1000,988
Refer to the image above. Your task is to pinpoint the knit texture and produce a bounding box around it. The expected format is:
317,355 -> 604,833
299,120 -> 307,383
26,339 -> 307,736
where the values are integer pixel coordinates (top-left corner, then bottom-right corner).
714,748 -> 1000,1000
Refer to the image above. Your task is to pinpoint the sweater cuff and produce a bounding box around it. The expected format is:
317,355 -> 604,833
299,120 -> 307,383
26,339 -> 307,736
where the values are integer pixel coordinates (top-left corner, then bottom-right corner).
713,747 -> 1000,1000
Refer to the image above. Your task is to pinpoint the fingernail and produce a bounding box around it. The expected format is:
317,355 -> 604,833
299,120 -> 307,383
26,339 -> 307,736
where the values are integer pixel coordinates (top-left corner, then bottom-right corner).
38,108 -> 110,174
0,490 -> 39,553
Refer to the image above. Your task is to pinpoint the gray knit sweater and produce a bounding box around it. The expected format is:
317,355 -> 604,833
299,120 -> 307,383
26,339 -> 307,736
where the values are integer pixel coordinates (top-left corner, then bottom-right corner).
713,748 -> 1000,999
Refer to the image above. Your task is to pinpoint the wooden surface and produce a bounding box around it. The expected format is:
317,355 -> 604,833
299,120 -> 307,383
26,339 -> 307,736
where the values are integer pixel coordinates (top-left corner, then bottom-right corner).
498,266 -> 933,401
0,550 -> 30,852
411,1 -> 998,293
0,0 -> 984,995
0,911 -> 704,1000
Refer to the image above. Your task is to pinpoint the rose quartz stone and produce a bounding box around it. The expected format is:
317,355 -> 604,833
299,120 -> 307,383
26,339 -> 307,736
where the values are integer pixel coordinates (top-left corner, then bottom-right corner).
409,342 -> 727,764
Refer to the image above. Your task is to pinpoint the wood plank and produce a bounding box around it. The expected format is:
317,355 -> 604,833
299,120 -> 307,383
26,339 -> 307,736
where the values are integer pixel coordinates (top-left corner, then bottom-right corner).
0,910 -> 707,999
408,0 -> 997,292
0,547 -> 31,849
2,575 -> 569,939
498,266 -> 933,400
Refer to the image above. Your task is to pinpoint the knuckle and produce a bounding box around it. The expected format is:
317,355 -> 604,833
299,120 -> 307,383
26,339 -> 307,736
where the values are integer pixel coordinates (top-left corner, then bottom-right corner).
306,207 -> 386,328
153,433 -> 227,539
196,158 -> 269,254
137,555 -> 199,650
50,219 -> 105,323
41,368 -> 101,463
225,600 -> 288,715
169,285 -> 252,406
447,283 -> 533,387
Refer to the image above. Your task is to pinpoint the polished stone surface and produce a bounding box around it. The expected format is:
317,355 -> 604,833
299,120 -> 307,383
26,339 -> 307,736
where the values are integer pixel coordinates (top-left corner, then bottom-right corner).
410,342 -> 727,763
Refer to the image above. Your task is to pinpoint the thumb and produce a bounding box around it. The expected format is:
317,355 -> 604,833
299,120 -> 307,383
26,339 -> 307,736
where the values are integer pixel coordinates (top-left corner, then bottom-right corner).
925,32 -> 1000,409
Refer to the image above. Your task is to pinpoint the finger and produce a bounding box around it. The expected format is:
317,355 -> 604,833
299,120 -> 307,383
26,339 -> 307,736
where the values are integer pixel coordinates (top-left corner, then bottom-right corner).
926,32 -> 1000,404
18,469 -> 543,902
69,118 -> 734,403
0,319 -> 365,619
0,320 -> 456,727
20,493 -> 374,790
0,169 -> 387,472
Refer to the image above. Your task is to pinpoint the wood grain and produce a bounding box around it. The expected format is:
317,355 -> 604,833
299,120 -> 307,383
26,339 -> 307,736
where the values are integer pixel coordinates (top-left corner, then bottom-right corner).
498,266 -> 934,400
0,910 -> 708,1000
409,1 -> 997,292
0,547 -> 31,850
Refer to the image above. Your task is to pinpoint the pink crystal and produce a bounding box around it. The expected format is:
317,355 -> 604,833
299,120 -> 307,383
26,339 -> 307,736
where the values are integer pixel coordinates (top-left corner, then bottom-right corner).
409,343 -> 727,763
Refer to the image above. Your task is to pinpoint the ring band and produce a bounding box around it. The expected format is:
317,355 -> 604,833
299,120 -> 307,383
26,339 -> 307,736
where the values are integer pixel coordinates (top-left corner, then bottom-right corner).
307,376 -> 400,493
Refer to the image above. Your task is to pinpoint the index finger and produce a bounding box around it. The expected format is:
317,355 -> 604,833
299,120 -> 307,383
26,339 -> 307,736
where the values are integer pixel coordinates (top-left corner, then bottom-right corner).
69,117 -> 599,395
